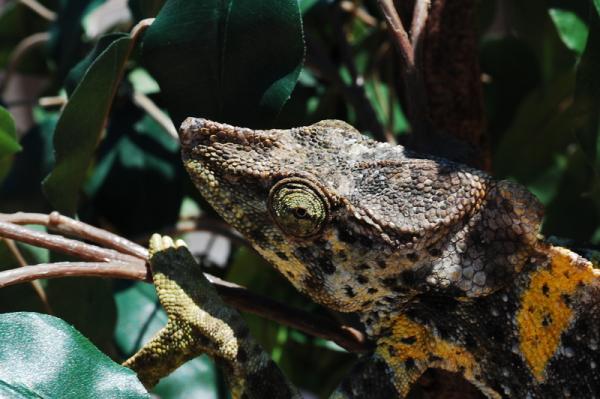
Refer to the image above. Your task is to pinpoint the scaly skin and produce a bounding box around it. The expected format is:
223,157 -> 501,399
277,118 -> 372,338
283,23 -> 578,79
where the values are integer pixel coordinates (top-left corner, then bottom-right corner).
126,118 -> 600,398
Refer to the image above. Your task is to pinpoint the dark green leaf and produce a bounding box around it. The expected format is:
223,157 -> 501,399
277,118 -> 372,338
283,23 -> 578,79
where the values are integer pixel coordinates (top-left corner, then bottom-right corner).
64,33 -> 129,96
548,8 -> 589,55
43,36 -> 133,216
128,0 -> 166,20
0,106 -> 21,182
0,312 -> 149,398
141,0 -> 305,128
114,282 -> 218,398
0,107 -> 20,155
594,0 -> 600,17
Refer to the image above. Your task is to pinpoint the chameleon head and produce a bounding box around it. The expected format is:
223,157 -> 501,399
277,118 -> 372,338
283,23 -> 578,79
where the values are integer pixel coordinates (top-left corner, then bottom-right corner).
180,118 -> 544,313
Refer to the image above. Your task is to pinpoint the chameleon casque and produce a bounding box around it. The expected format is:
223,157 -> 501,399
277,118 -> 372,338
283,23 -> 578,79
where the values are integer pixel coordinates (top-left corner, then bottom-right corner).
125,118 -> 600,398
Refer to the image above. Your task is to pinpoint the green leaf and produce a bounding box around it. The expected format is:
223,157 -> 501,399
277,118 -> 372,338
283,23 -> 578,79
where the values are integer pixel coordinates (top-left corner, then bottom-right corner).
0,106 -> 21,183
0,107 -> 20,157
549,8 -> 589,55
595,0 -> 600,17
141,0 -> 305,128
43,35 -> 133,216
114,282 -> 218,398
0,312 -> 149,398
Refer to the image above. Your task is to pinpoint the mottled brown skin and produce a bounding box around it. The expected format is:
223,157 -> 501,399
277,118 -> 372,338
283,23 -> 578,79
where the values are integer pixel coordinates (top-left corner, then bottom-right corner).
126,118 -> 600,398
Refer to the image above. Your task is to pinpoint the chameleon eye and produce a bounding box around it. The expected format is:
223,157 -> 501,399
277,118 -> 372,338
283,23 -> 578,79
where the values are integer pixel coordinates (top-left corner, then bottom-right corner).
268,178 -> 329,238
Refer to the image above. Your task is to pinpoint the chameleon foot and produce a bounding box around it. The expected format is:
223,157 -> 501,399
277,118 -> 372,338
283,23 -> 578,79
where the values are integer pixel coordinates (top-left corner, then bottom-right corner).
124,234 -> 298,398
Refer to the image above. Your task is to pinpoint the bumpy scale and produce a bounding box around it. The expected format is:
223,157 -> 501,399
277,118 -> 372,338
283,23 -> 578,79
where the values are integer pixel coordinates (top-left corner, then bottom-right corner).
126,118 -> 600,398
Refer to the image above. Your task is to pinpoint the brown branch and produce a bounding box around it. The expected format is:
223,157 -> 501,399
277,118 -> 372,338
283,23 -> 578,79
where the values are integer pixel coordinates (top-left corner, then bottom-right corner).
377,0 -> 414,67
0,221 -> 144,264
0,258 -> 368,352
410,0 -> 430,70
0,261 -> 149,288
0,217 -> 368,352
376,0 -> 432,146
0,212 -> 148,259
0,32 -> 50,96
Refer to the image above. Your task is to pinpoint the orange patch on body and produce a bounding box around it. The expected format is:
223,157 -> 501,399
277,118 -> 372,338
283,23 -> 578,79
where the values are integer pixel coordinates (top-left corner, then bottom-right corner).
378,315 -> 498,397
517,246 -> 597,381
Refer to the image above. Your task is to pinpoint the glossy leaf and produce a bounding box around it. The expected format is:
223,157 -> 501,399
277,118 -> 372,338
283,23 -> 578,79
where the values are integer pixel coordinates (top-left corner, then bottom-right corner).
0,312 -> 149,398
0,106 -> 21,183
549,8 -> 589,55
141,0 -> 305,128
43,35 -> 133,216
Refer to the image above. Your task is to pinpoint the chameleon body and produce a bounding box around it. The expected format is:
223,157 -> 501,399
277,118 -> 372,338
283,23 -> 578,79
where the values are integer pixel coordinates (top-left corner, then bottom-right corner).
126,118 -> 600,398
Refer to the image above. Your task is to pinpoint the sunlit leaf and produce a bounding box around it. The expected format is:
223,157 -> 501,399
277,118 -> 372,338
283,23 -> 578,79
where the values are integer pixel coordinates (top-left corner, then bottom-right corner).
549,9 -> 589,55
0,312 -> 149,398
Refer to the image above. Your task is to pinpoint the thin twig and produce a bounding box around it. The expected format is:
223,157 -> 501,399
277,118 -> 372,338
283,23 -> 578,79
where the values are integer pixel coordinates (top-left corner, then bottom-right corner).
0,212 -> 148,259
377,0 -> 414,67
0,259 -> 368,352
18,0 -> 56,21
410,0 -> 430,71
0,221 -> 145,264
3,238 -> 53,314
0,261 -> 149,288
0,32 -> 50,96
132,92 -> 178,140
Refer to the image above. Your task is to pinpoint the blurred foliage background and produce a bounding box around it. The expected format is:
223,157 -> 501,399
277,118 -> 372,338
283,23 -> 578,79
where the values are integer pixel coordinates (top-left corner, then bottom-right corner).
0,0 -> 598,398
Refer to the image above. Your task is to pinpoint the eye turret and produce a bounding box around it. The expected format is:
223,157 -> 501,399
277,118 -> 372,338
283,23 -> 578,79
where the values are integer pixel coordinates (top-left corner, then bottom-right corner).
268,178 -> 330,238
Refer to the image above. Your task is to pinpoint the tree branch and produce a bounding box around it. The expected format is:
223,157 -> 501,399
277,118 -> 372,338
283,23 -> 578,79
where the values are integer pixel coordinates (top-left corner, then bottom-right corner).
0,220 -> 144,264
0,212 -> 148,259
0,216 -> 368,352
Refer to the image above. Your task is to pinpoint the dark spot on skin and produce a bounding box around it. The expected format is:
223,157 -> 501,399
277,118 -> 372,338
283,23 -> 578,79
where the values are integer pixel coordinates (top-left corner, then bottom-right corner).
365,318 -> 373,326
407,252 -> 419,262
357,263 -> 370,271
405,358 -> 416,369
359,235 -> 373,247
367,287 -> 378,294
361,300 -> 372,307
344,286 -> 356,298
303,274 -> 324,291
428,247 -> 442,257
376,259 -> 387,269
562,294 -> 572,306
379,327 -> 392,337
429,355 -> 442,362
542,314 -> 553,327
401,336 -> 417,345
338,229 -> 357,244
237,348 -> 247,362
396,232 -> 418,245
542,283 -> 550,297
318,258 -> 336,274
387,346 -> 396,356
382,278 -> 397,288
337,251 -> 347,260
400,269 -> 417,285
275,251 -> 289,261
357,274 -> 368,284
250,228 -> 266,243
464,334 -> 477,349
286,271 -> 294,278
469,231 -> 483,246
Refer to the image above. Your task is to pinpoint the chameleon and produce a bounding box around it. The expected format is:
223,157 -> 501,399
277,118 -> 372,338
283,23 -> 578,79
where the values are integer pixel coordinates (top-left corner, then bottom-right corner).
125,118 -> 600,398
